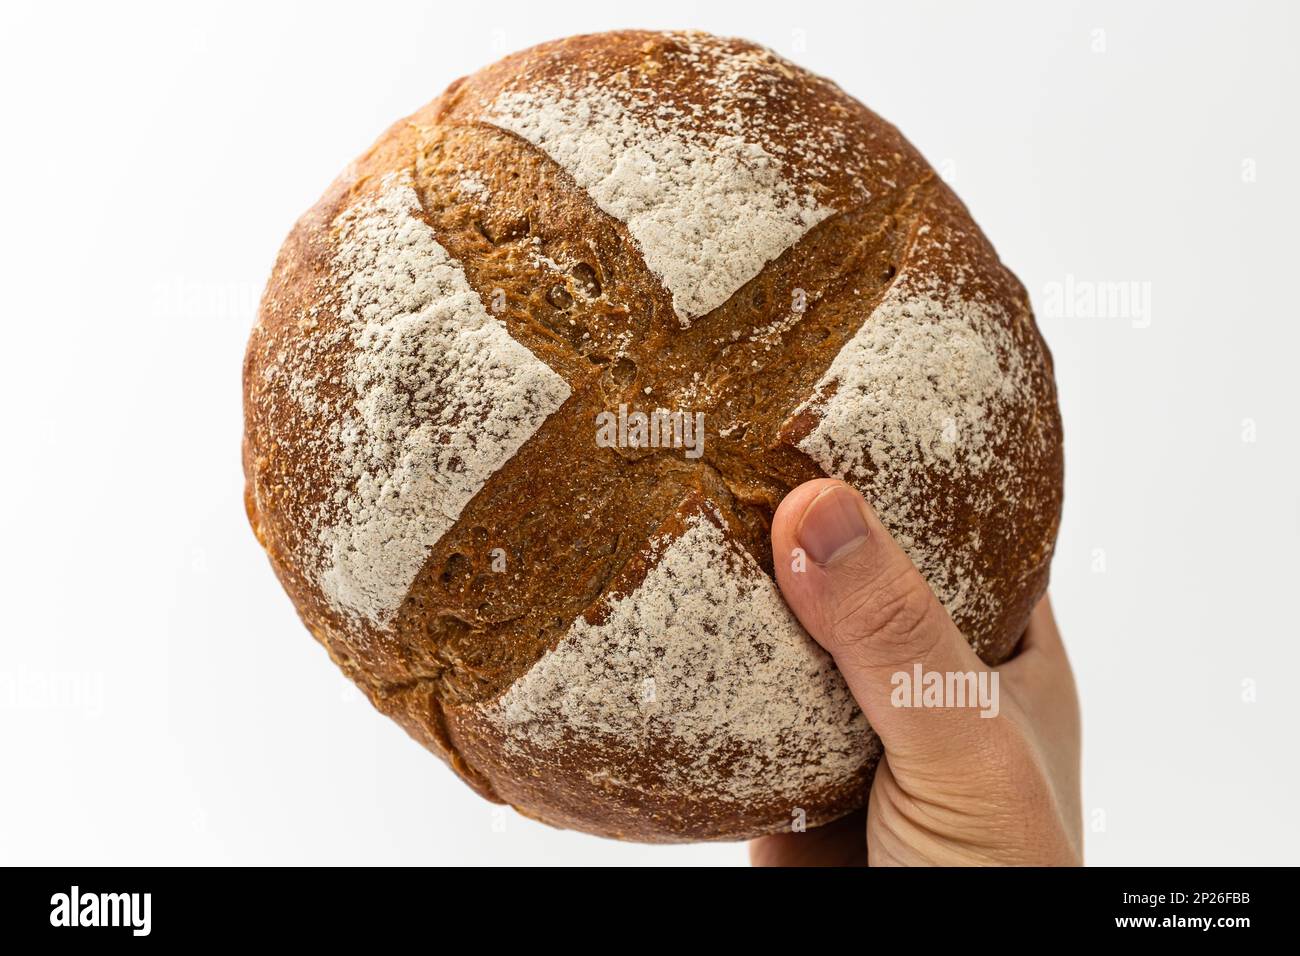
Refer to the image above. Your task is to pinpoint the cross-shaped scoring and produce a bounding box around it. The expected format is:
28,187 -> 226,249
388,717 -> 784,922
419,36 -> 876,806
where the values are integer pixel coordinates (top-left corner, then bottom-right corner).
243,31 -> 1062,839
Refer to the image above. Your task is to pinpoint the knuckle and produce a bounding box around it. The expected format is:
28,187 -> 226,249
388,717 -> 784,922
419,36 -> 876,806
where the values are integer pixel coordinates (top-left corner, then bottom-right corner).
829,563 -> 944,667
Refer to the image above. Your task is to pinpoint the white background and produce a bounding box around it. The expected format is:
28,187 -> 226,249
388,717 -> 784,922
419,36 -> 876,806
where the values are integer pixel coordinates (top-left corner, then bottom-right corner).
2,0 -> 1297,865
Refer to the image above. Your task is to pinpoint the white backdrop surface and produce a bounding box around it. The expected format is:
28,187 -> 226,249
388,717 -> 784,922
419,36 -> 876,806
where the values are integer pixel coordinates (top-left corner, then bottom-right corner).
1,0 -> 1296,865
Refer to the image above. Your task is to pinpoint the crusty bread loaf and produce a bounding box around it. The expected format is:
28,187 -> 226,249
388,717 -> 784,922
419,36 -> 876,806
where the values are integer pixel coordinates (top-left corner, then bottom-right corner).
242,29 -> 1063,842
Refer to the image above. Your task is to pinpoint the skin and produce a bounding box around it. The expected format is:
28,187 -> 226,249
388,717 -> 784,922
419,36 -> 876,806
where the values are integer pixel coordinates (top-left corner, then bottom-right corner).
751,479 -> 1083,867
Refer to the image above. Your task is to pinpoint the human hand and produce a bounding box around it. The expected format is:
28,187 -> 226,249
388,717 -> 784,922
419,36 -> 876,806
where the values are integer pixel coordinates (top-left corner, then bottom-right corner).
751,479 -> 1082,866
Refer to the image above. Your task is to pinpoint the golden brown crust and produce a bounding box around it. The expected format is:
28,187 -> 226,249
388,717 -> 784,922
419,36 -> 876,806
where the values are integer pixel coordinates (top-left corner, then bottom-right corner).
242,29 -> 1063,842
441,490 -> 882,842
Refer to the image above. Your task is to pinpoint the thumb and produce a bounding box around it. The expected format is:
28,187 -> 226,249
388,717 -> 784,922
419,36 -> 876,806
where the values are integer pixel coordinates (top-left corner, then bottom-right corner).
773,479 -> 991,768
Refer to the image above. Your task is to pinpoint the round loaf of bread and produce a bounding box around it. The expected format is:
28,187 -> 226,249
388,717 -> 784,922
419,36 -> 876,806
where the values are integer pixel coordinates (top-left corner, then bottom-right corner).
242,30 -> 1063,842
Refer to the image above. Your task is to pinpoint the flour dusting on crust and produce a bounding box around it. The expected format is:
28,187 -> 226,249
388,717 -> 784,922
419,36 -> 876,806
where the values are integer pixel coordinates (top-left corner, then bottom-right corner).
791,225 -> 1033,636
315,176 -> 571,626
484,504 -> 874,802
484,40 -> 834,326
